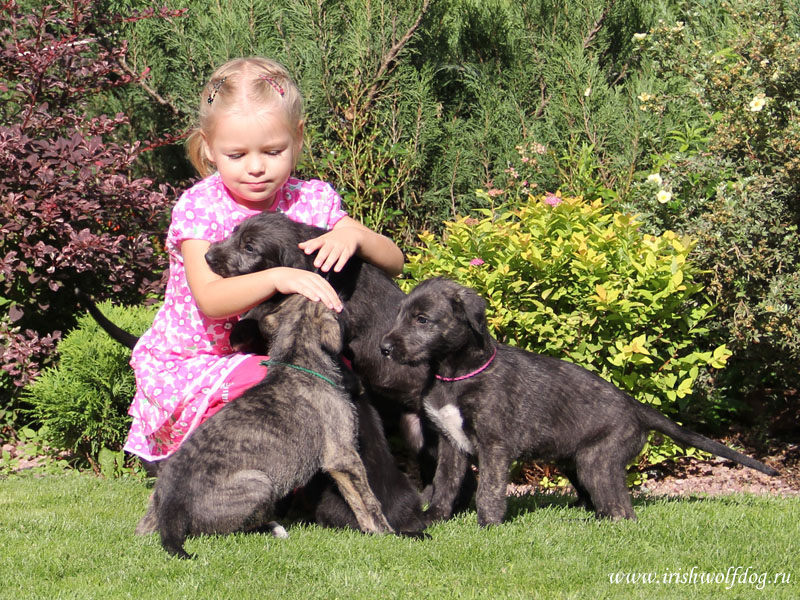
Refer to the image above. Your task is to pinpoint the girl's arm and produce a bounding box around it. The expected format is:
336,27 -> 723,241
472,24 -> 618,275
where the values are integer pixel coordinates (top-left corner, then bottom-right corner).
181,239 -> 343,319
297,215 -> 405,277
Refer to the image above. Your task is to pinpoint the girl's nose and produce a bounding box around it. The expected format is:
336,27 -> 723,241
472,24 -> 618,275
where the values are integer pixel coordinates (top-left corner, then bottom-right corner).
245,155 -> 265,175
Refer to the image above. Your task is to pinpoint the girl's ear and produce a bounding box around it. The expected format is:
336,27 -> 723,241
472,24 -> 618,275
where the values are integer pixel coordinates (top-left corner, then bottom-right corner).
293,120 -> 305,156
202,133 -> 215,165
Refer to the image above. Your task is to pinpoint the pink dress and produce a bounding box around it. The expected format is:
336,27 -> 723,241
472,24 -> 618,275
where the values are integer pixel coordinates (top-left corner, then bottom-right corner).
124,172 -> 347,461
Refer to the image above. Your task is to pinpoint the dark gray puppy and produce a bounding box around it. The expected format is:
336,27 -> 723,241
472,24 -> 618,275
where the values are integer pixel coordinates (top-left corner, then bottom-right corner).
379,277 -> 779,525
149,294 -> 392,558
204,211 -> 427,406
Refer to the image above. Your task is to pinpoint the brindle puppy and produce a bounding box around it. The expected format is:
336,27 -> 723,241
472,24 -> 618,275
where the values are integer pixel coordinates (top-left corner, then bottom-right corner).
79,275 -> 430,534
149,295 -> 392,558
380,277 -> 779,525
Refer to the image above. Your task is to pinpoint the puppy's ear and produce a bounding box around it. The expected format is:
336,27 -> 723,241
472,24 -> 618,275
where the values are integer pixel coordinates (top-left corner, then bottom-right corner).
279,243 -> 313,270
454,285 -> 490,346
318,311 -> 343,357
259,310 -> 283,341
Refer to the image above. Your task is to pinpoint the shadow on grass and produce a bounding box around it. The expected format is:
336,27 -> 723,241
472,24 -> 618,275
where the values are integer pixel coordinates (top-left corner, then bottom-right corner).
502,489 -> 721,523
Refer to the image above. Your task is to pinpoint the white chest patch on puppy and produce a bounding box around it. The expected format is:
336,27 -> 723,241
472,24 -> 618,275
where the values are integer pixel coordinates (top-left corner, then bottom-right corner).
424,402 -> 474,454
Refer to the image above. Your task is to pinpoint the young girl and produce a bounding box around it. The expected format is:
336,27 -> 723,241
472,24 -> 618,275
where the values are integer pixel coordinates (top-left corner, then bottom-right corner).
124,57 -> 404,466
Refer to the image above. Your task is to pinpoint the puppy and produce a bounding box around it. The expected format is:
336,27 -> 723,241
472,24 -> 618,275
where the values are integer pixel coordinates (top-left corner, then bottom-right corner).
380,277 -> 779,525
204,211 -> 427,406
149,294 -> 392,558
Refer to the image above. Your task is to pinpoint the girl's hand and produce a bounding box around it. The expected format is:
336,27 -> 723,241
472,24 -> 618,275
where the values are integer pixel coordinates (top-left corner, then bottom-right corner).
271,267 -> 343,312
298,226 -> 364,273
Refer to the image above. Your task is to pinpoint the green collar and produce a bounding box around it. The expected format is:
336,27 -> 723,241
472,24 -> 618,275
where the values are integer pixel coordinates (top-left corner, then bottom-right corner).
260,359 -> 341,389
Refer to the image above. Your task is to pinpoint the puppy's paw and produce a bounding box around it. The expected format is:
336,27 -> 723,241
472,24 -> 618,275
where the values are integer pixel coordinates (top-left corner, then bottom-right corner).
267,522 -> 290,539
395,530 -> 431,540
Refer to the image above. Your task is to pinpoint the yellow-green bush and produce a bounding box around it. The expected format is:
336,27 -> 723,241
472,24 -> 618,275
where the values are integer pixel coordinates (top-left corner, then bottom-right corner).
403,192 -> 730,477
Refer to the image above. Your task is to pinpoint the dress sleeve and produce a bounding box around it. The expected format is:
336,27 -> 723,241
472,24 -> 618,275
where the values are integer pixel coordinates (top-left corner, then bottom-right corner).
167,179 -> 230,252
320,181 -> 348,228
281,178 -> 348,230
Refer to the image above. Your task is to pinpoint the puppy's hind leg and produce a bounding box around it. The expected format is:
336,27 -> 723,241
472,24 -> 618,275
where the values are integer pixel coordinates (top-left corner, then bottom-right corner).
576,447 -> 636,521
156,495 -> 194,559
327,451 -> 394,535
561,466 -> 595,513
195,469 -> 282,533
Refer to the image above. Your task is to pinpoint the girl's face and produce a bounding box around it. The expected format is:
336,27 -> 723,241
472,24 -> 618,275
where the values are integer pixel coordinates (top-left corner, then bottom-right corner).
203,108 -> 303,210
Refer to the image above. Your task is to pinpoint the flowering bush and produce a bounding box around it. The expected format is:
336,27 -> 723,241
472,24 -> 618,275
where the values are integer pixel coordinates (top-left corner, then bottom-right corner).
403,192 -> 730,478
0,1 -> 181,395
622,1 -> 800,400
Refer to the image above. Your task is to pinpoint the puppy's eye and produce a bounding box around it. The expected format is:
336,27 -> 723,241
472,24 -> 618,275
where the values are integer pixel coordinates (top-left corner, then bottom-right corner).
416,315 -> 428,324
244,243 -> 255,253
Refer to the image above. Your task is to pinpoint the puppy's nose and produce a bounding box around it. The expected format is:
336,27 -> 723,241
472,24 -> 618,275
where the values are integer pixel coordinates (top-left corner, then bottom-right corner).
204,250 -> 216,268
379,340 -> 393,357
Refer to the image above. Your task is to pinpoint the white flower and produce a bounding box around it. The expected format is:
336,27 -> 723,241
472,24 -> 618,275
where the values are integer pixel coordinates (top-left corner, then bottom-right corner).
657,190 -> 672,204
584,87 -> 592,97
632,33 -> 647,41
749,94 -> 767,112
647,173 -> 663,186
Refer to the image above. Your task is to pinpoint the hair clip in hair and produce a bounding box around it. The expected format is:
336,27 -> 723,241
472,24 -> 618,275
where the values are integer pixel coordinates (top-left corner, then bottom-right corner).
207,77 -> 227,105
260,75 -> 285,97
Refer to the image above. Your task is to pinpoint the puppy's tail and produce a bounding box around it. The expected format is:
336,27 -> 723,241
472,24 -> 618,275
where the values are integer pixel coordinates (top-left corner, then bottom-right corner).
75,288 -> 140,350
637,403 -> 779,476
135,501 -> 158,535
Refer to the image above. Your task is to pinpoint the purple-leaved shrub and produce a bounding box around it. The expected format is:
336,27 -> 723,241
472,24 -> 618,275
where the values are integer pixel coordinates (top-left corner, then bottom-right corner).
0,1 -> 185,393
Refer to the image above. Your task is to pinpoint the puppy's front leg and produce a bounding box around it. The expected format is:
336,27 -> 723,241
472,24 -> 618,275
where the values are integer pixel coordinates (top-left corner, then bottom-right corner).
425,437 -> 470,523
475,445 -> 511,526
327,452 -> 394,535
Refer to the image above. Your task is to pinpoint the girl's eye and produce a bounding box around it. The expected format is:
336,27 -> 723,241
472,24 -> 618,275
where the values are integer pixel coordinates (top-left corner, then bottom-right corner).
228,154 -> 243,160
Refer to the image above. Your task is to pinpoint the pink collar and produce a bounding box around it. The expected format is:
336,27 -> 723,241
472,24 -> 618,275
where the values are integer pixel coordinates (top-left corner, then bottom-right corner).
435,347 -> 497,382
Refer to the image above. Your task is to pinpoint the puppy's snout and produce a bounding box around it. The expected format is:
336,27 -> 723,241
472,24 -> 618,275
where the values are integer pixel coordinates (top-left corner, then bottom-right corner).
204,248 -> 219,270
379,338 -> 394,357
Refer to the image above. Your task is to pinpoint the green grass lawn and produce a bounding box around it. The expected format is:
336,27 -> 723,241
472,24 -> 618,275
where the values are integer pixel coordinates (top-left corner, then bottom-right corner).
1,473 -> 797,600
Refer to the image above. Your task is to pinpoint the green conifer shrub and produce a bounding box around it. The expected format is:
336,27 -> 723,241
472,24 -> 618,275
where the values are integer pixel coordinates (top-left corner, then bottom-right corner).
22,302 -> 158,471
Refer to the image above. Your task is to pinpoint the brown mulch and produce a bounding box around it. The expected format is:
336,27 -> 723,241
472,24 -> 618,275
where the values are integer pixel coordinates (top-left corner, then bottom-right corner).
635,453 -> 799,498
510,434 -> 800,499
1,442 -> 48,471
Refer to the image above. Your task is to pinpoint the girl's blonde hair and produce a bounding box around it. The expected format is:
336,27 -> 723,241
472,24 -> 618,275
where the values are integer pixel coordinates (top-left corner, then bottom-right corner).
186,57 -> 305,177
